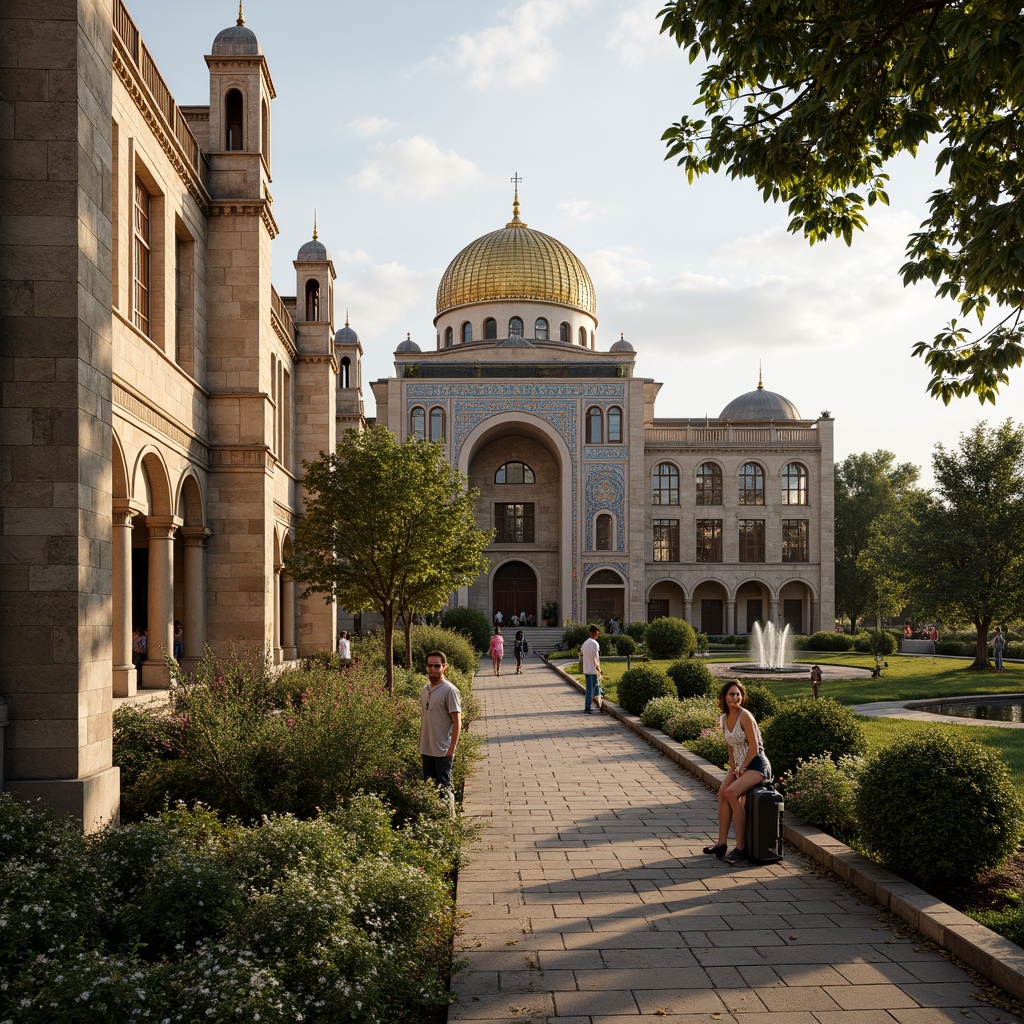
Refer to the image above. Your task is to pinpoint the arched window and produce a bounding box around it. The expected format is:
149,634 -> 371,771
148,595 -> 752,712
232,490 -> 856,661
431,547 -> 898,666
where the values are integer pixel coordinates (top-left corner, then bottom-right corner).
260,99 -> 269,162
695,462 -> 722,505
484,318 -> 497,340
585,406 -> 603,444
607,406 -> 622,443
444,326 -> 453,347
652,462 -> 680,505
509,316 -> 524,338
340,356 -> 350,389
559,321 -> 570,343
225,89 -> 243,151
782,462 -> 808,505
535,317 -> 549,341
429,407 -> 445,442
738,462 -> 765,505
305,279 -> 320,321
462,321 -> 472,344
596,513 -> 612,550
410,406 -> 425,440
495,461 -> 536,484
578,326 -> 587,346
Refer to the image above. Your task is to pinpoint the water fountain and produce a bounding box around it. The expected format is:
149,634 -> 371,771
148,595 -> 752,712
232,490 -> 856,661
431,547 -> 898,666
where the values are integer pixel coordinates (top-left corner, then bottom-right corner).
731,621 -> 805,674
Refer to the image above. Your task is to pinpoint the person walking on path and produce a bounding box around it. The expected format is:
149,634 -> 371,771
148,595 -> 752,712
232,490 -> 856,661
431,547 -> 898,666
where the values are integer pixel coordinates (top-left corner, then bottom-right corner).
704,679 -> 771,864
419,650 -> 460,817
580,624 -> 602,714
489,626 -> 504,676
513,629 -> 527,674
994,626 -> 1006,671
809,663 -> 822,699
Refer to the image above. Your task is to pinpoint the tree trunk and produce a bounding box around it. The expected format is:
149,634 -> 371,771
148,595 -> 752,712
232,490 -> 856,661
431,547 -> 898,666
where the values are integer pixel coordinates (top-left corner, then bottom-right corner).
848,616 -> 858,635
382,605 -> 396,693
403,611 -> 414,673
973,617 -> 992,669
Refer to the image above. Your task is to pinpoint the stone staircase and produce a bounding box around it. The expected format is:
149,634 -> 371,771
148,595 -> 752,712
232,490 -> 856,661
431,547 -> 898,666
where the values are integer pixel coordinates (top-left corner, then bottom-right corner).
512,627 -> 565,658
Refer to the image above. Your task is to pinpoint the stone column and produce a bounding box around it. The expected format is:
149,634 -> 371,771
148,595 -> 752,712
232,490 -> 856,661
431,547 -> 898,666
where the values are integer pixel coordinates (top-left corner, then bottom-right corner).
180,527 -> 211,674
273,563 -> 283,664
112,501 -> 143,697
810,595 -> 818,633
142,516 -> 180,688
726,599 -> 736,636
768,598 -> 779,628
683,598 -> 693,628
282,572 -> 297,662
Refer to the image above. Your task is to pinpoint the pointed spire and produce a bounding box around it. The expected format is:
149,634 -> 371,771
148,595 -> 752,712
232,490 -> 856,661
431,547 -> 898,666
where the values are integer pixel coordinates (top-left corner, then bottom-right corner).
506,171 -> 526,228
312,209 -> 318,241
757,362 -> 764,389
345,308 -> 350,327
237,0 -> 245,26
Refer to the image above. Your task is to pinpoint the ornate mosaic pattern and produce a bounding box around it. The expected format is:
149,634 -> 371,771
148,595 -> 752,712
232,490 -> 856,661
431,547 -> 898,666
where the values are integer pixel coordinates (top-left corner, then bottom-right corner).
585,464 -> 626,551
584,562 -> 630,582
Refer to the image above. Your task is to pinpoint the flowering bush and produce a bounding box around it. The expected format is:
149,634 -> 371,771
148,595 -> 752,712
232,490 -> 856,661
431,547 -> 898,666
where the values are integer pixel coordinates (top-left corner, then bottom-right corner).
0,794 -> 466,1024
777,753 -> 864,838
686,727 -> 729,769
663,697 -> 720,742
640,695 -> 683,730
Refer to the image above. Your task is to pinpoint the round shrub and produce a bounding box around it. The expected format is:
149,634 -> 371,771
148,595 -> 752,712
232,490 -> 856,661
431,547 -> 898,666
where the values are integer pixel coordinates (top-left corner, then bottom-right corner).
695,632 -> 710,654
804,630 -> 855,652
869,630 -> 897,657
441,607 -> 491,652
396,624 -> 478,675
663,697 -> 719,742
778,753 -> 863,837
852,632 -> 873,653
857,733 -> 1024,885
561,622 -> 591,651
743,684 -> 781,722
687,729 -> 729,769
666,659 -> 715,699
640,695 -> 683,731
759,697 -> 867,779
645,617 -> 696,659
615,634 -> 638,657
616,666 -> 676,716
624,621 -> 648,643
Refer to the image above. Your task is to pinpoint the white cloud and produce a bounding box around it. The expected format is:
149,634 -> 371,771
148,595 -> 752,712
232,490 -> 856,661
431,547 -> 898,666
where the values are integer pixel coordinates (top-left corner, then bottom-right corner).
450,0 -> 590,88
348,116 -> 398,138
339,262 -> 434,345
352,136 -> 481,198
558,199 -> 596,223
606,1 -> 665,66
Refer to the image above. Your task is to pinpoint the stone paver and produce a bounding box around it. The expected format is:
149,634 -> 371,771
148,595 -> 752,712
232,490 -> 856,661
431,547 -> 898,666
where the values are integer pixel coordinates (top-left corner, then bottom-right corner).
451,658 -> 1024,1023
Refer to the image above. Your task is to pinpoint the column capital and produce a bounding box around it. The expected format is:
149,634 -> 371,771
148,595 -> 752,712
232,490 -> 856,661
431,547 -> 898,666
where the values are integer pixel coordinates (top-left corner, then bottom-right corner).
180,525 -> 212,546
145,514 -> 183,539
112,499 -> 147,526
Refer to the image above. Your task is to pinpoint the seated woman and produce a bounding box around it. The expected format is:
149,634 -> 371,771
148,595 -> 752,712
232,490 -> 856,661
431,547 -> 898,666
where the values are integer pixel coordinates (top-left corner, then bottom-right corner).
703,680 -> 771,865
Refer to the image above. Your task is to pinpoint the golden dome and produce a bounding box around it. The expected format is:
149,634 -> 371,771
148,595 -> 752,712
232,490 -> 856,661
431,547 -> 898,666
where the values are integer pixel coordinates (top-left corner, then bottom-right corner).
436,196 -> 596,318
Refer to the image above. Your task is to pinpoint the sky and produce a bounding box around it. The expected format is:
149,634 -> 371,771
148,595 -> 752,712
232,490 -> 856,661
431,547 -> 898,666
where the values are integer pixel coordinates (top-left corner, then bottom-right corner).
126,0 -> 1020,488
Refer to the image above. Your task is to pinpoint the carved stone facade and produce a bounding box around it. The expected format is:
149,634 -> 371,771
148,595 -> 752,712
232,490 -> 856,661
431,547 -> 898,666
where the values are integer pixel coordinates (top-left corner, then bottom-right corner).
0,1 -> 364,827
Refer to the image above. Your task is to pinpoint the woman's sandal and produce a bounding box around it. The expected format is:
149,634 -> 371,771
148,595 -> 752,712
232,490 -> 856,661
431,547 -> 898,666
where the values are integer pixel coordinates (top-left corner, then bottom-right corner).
702,843 -> 728,858
723,847 -> 747,864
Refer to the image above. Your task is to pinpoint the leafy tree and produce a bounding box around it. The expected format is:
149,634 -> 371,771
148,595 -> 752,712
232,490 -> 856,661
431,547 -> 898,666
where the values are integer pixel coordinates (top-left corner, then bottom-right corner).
659,0 -> 1024,402
834,451 -> 919,632
902,420 -> 1024,667
288,427 -> 492,692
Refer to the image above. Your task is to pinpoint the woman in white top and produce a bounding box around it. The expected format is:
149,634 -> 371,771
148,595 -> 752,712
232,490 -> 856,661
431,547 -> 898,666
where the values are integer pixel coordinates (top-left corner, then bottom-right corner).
704,679 -> 771,864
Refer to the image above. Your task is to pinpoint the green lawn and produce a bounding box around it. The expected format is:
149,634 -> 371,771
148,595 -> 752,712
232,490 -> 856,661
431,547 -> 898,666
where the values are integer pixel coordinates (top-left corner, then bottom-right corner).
560,654 -> 1024,789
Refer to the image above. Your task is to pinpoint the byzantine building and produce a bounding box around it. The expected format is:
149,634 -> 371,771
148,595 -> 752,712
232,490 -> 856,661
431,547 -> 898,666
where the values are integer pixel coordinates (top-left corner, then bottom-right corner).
372,193 -> 835,634
0,0 -> 833,828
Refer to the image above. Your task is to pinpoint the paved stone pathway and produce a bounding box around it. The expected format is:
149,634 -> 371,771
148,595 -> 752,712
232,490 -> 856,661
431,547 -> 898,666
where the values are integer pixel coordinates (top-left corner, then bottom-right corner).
452,657 -> 1022,1023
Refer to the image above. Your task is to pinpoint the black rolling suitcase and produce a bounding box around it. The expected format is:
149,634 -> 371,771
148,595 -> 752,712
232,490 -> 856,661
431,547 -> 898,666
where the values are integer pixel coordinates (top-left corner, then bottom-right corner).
745,781 -> 784,863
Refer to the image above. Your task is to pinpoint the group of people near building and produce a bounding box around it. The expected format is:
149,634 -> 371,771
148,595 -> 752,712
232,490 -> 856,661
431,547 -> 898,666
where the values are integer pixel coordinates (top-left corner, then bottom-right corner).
489,626 -> 529,675
494,610 -> 536,628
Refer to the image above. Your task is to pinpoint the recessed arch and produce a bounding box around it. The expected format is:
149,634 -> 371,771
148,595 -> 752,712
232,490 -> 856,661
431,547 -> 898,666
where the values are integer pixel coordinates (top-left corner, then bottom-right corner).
175,471 -> 206,526
112,431 -> 130,500
132,446 -> 173,516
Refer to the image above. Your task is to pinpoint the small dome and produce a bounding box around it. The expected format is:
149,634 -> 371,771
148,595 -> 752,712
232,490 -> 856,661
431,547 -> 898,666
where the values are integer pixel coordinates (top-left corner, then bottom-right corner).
436,194 -> 596,318
334,325 -> 359,345
296,237 -> 328,262
720,377 -> 801,421
610,333 -> 634,353
211,15 -> 261,56
396,333 -> 421,354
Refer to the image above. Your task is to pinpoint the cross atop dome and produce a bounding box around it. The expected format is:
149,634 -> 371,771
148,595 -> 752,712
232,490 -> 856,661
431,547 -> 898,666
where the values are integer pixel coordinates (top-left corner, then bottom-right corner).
507,172 -> 526,228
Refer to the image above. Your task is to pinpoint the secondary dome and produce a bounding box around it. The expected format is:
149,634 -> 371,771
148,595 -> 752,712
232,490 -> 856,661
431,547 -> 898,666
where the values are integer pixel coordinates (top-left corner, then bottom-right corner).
396,333 -> 421,354
212,11 -> 261,55
436,195 -> 596,318
720,377 -> 801,420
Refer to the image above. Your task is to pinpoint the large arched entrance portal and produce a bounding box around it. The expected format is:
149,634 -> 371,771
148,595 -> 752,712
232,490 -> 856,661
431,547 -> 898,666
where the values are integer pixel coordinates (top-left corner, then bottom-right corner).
493,560 -> 537,623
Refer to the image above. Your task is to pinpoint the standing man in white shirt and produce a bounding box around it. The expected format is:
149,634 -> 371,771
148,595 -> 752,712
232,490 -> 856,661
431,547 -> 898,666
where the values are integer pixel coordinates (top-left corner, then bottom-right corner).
337,630 -> 351,659
580,624 -> 602,714
419,650 -> 461,815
